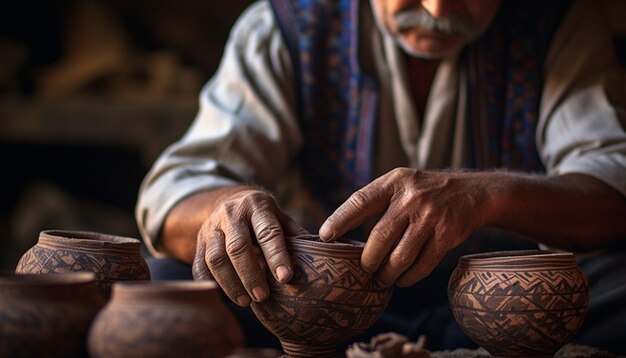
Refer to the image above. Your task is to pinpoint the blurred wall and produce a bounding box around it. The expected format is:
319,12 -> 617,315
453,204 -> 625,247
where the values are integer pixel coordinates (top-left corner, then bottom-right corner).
600,0 -> 626,35
0,0 -> 253,270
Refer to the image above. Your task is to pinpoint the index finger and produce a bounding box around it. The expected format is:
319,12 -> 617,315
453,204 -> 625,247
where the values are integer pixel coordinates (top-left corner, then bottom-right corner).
319,184 -> 391,241
251,210 -> 293,283
192,241 -> 213,281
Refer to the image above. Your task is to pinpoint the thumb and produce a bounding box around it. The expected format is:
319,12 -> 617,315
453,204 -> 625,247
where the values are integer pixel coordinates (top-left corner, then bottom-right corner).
320,186 -> 390,241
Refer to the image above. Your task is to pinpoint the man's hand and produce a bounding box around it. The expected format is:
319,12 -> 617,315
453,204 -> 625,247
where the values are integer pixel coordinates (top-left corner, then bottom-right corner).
319,168 -> 493,288
192,188 -> 307,307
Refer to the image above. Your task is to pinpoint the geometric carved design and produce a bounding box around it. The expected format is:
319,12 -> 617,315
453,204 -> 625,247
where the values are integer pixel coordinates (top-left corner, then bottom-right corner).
251,236 -> 394,358
15,230 -> 151,298
448,251 -> 589,357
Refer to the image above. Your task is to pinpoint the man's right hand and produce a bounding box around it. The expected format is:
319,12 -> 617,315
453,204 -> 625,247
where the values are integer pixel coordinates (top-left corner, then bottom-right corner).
191,188 -> 307,307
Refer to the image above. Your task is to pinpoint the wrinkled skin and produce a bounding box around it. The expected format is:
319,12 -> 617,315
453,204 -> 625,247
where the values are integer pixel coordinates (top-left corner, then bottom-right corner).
192,188 -> 307,307
188,171 -> 626,305
191,169 -> 493,303
319,168 -> 492,287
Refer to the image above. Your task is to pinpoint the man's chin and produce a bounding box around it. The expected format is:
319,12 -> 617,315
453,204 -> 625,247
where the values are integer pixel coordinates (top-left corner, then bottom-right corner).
397,39 -> 460,59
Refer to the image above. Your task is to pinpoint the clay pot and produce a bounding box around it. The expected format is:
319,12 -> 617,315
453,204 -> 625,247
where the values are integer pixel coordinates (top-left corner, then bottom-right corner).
250,234 -> 394,358
16,229 -> 151,298
448,250 -> 589,358
0,272 -> 105,357
88,280 -> 245,358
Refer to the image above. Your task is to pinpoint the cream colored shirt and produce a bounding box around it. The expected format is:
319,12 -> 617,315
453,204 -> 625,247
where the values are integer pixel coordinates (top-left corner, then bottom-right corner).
136,0 -> 626,256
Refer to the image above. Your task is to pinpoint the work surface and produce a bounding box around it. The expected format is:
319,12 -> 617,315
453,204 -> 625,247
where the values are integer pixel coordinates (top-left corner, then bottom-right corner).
227,343 -> 618,358
429,345 -> 617,358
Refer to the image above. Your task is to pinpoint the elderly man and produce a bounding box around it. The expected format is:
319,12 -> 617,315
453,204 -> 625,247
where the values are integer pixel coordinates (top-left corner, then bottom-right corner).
137,0 -> 626,352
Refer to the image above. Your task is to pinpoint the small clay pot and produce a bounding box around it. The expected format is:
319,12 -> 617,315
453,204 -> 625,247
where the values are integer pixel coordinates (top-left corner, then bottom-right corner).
16,229 -> 151,298
88,280 -> 245,358
251,234 -> 394,358
448,250 -> 589,358
0,272 -> 105,357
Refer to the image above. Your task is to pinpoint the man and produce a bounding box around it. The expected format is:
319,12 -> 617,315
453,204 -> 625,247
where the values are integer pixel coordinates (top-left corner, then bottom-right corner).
137,0 -> 626,352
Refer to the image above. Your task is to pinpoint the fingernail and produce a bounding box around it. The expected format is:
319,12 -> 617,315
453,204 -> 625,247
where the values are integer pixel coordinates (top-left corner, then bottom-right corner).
236,295 -> 251,307
251,286 -> 268,301
319,222 -> 334,241
275,265 -> 291,283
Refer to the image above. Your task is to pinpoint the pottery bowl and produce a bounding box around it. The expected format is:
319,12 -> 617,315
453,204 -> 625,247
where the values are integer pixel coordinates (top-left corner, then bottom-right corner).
88,281 -> 245,358
16,229 -> 151,298
448,250 -> 589,358
0,272 -> 104,357
250,234 -> 394,358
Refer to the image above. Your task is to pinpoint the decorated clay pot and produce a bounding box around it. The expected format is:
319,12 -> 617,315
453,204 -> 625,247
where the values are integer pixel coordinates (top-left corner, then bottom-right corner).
88,280 -> 245,358
448,250 -> 589,358
16,229 -> 151,298
250,234 -> 394,358
0,272 -> 105,357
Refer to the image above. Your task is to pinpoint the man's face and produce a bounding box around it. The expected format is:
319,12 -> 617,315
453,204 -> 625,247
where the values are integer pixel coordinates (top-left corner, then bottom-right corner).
371,0 -> 501,59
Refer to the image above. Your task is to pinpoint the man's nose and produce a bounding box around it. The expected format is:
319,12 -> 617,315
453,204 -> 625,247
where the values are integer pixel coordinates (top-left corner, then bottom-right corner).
420,0 -> 462,17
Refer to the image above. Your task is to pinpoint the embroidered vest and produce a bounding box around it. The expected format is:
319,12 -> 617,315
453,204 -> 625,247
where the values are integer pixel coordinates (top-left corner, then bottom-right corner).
269,0 -> 571,211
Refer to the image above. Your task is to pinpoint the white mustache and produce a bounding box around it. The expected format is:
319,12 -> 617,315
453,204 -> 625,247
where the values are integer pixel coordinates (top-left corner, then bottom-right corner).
394,8 -> 477,36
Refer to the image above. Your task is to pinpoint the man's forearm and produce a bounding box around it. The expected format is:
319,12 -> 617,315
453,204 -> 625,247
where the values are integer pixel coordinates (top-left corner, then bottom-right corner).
160,186 -> 249,263
487,172 -> 626,251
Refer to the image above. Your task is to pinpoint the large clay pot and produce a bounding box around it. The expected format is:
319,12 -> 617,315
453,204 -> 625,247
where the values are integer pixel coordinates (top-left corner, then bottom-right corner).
251,234 -> 394,358
0,272 -> 105,357
448,250 -> 589,358
16,229 -> 151,298
88,280 -> 245,357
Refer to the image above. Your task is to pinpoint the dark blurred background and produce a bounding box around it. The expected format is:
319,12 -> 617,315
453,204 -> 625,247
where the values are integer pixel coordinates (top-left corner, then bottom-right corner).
0,0 -> 253,269
0,0 -> 625,271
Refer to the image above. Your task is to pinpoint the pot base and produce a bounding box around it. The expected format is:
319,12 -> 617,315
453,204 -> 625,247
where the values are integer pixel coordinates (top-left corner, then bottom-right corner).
281,340 -> 335,358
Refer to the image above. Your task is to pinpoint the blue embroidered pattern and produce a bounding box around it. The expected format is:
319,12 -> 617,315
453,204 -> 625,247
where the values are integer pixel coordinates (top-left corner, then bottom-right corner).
270,0 -> 378,210
270,0 -> 571,211
466,0 -> 571,170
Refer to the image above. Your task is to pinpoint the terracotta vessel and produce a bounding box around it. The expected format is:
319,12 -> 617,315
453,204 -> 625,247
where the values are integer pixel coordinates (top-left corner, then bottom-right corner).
448,250 -> 589,358
88,280 -> 245,358
0,272 -> 105,357
251,234 -> 394,358
16,229 -> 151,298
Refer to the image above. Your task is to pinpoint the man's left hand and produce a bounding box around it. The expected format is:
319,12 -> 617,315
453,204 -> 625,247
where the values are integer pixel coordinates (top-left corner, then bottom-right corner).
319,168 -> 494,287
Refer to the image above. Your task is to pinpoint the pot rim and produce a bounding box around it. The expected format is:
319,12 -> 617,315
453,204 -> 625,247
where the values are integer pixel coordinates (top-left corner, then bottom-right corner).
109,280 -> 221,303
39,229 -> 141,252
0,273 -> 103,302
288,234 -> 364,248
286,234 -> 365,260
112,280 -> 218,293
458,249 -> 576,269
1,272 -> 97,286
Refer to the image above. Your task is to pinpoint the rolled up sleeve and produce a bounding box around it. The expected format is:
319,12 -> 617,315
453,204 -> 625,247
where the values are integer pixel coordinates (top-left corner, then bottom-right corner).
538,0 -> 626,197
135,0 -> 300,256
